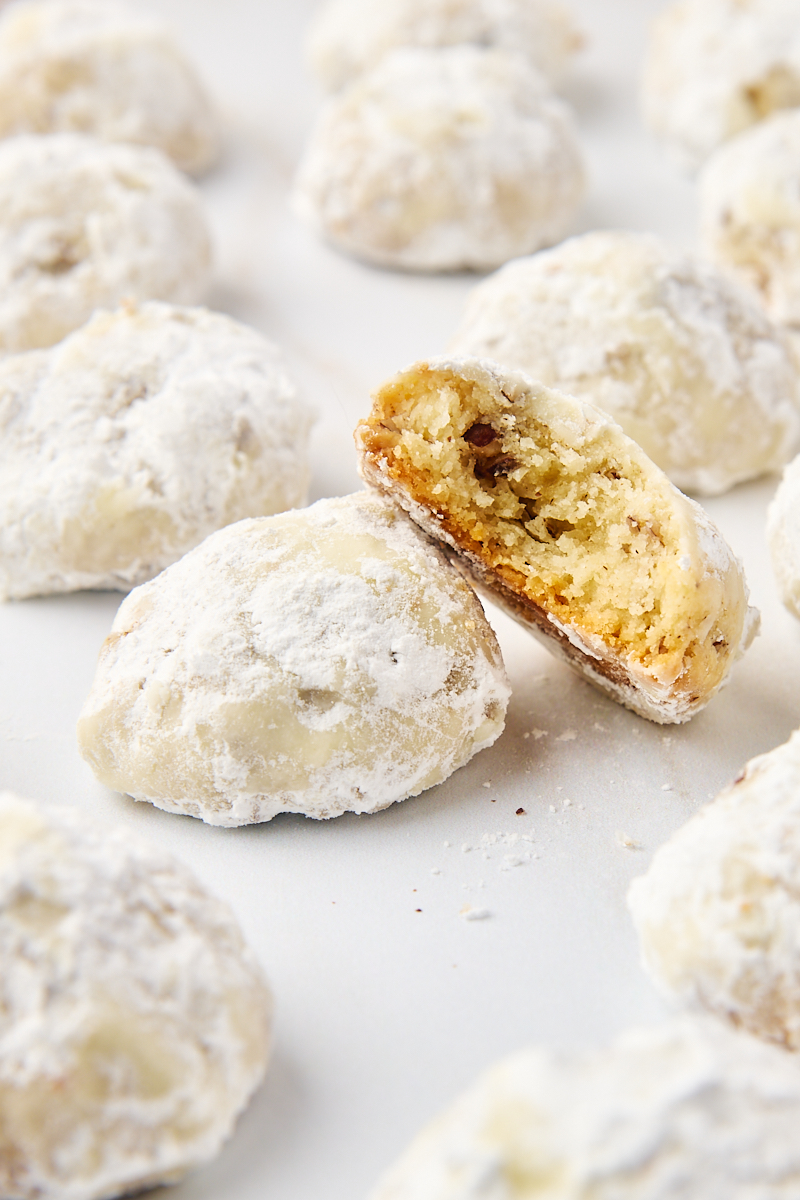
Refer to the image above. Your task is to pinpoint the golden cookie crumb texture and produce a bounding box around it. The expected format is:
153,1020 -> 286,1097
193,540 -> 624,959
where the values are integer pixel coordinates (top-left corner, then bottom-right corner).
356,357 -> 757,723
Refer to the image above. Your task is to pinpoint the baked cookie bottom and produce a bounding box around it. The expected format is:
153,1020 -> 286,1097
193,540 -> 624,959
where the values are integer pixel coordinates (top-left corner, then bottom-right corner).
356,357 -> 755,723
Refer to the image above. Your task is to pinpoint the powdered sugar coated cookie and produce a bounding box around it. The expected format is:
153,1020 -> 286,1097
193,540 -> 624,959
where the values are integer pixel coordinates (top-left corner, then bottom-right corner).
294,45 -> 585,272
370,1016 -> 800,1199
450,231 -> 800,495
77,492 -> 510,826
700,110 -> 800,327
0,301 -> 313,600
629,731 -> 800,1051
0,133 -> 210,353
767,450 -> 800,618
0,0 -> 219,174
307,0 -> 584,93
0,792 -> 272,1200
642,0 -> 800,171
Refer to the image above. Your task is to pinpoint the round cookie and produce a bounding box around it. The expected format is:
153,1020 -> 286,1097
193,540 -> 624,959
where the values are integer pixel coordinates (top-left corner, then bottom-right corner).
629,731 -> 800,1051
768,451 -> 800,618
0,792 -> 272,1200
293,45 -> 586,272
77,492 -> 510,826
450,231 -> 800,496
356,357 -> 758,724
307,0 -> 584,93
642,0 -> 800,171
700,110 -> 800,327
0,132 -> 210,353
0,0 -> 219,174
0,301 -> 313,601
369,1017 -> 800,1199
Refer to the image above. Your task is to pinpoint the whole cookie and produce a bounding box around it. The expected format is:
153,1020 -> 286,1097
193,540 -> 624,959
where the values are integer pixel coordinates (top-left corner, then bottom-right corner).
629,731 -> 800,1051
450,230 -> 800,495
370,1017 -> 800,1199
0,132 -> 210,353
700,110 -> 800,327
307,0 -> 584,93
356,357 -> 757,724
294,45 -> 585,272
0,792 -> 272,1200
768,451 -> 800,617
0,301 -> 313,600
77,492 -> 510,826
0,0 -> 219,174
642,0 -> 800,171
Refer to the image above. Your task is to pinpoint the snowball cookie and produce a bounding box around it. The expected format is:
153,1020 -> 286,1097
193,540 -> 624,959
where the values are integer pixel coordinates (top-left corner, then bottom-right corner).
767,451 -> 800,618
0,0 -> 219,174
629,731 -> 800,1052
356,358 -> 758,724
0,792 -> 272,1200
0,132 -> 210,354
642,0 -> 800,171
450,231 -> 800,496
293,45 -> 586,272
699,110 -> 800,328
0,301 -> 312,600
307,0 -> 584,93
77,492 -> 510,826
370,1016 -> 800,1199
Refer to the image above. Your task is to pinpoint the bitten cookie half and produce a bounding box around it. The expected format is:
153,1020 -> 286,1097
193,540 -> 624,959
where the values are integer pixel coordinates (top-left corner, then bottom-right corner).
0,0 -> 219,174
450,231 -> 800,496
629,730 -> 800,1051
77,492 -> 510,826
307,0 -> 584,93
0,301 -> 313,600
0,792 -> 272,1200
369,1017 -> 800,1200
0,133 -> 210,353
356,358 -> 757,724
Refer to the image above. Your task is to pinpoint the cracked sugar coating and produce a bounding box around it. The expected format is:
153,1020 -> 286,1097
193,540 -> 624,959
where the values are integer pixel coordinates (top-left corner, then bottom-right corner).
629,731 -> 800,1052
642,0 -> 800,171
77,492 -> 510,826
0,792 -> 272,1200
450,231 -> 800,496
369,1016 -> 800,1199
700,110 -> 800,327
307,0 -> 584,93
356,357 -> 757,724
0,0 -> 219,174
293,45 -> 585,272
0,132 -> 210,353
768,450 -> 800,618
0,302 -> 313,600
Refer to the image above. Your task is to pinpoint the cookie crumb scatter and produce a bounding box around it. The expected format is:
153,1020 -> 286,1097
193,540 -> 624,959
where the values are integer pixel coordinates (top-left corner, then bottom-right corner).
530,728 -> 548,739
516,807 -> 526,815
556,729 -> 577,742
616,831 -> 639,849
461,905 -> 491,921
661,783 -> 673,791
483,781 -> 492,788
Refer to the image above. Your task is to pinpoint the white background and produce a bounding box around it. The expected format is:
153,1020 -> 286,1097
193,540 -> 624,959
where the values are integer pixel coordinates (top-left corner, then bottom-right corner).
2,2 -> 799,1198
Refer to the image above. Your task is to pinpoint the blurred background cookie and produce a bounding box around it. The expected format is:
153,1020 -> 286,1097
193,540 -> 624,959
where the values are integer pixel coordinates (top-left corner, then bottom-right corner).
0,0 -> 219,174
294,45 -> 585,272
0,301 -> 312,600
0,133 -> 211,353
450,230 -> 800,495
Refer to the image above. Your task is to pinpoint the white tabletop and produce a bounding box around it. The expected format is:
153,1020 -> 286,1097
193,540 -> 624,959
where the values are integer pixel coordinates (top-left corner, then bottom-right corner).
2,2 -> 799,1198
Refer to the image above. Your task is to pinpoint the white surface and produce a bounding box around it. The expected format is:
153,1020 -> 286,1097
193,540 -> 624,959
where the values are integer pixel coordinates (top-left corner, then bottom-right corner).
1,2 -> 799,1199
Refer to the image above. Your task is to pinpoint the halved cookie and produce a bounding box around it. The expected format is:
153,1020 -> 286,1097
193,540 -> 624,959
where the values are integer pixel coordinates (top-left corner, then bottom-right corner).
356,357 -> 757,723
